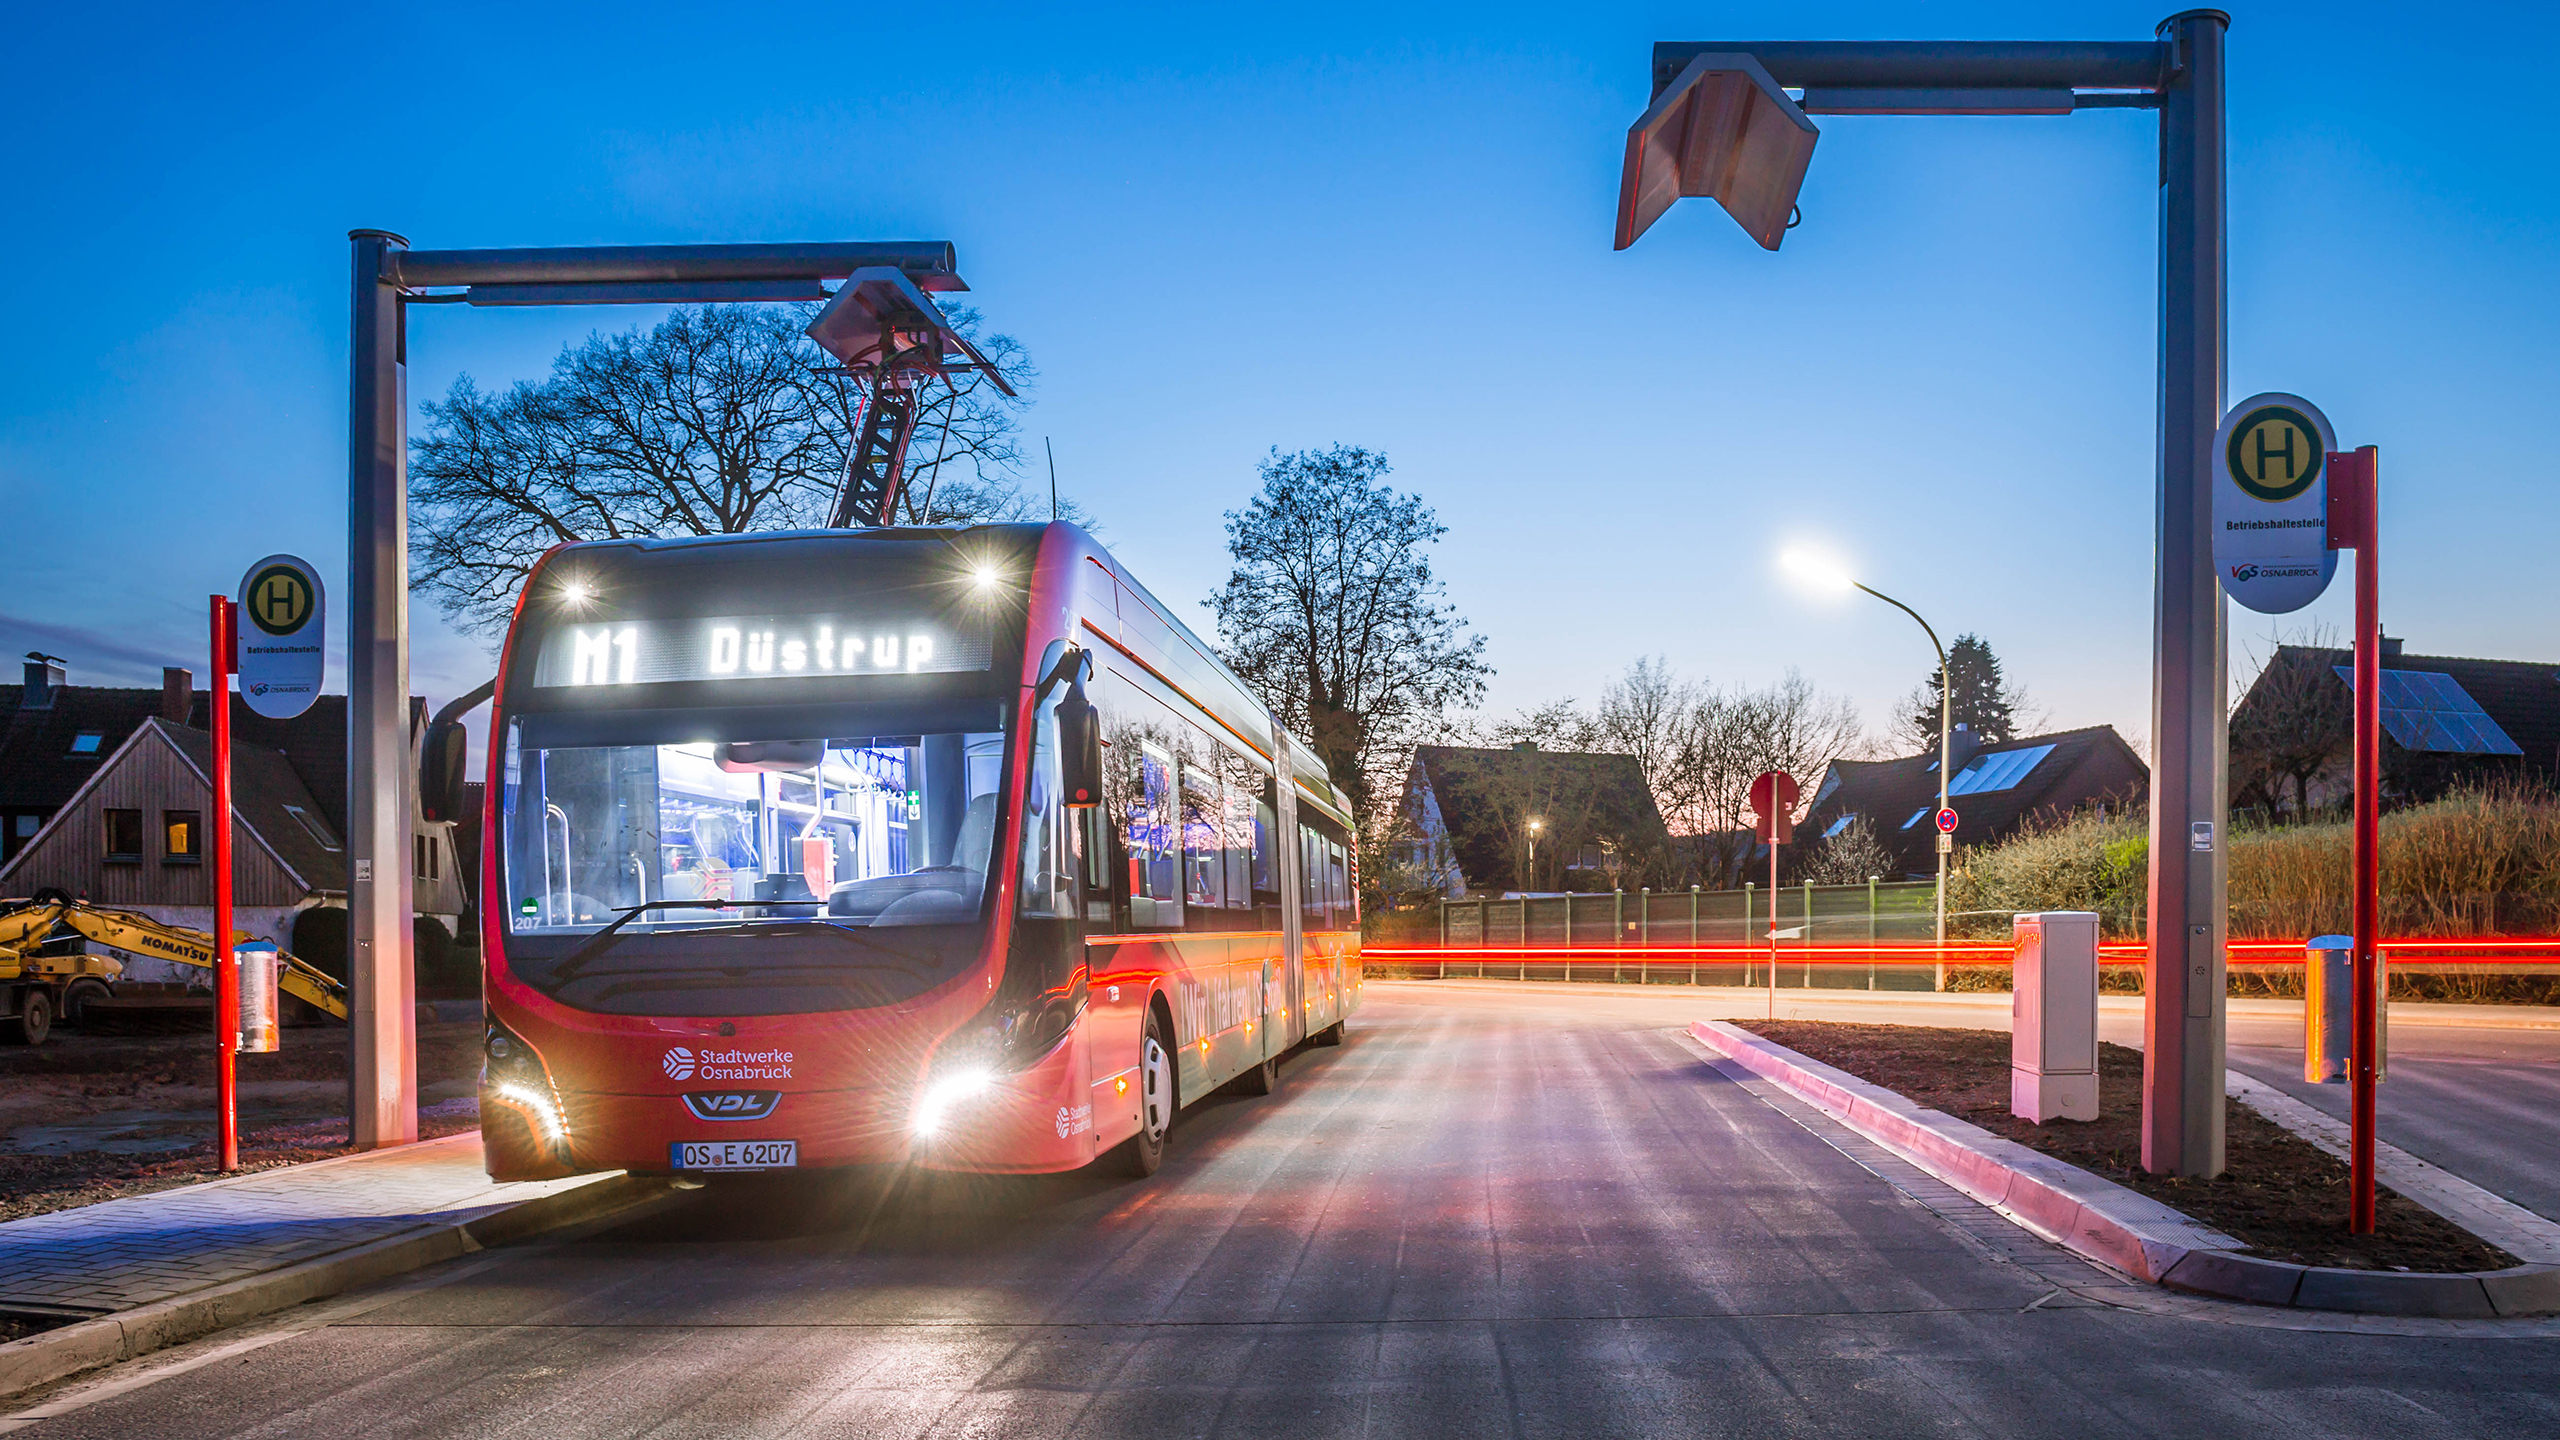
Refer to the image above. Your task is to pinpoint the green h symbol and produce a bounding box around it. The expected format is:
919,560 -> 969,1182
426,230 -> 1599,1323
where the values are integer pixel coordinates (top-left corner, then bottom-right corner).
258,576 -> 298,626
2252,423 -> 2300,480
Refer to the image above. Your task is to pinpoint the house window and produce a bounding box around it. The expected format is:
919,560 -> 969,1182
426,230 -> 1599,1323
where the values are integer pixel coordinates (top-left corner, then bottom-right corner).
415,833 -> 440,880
282,804 -> 342,852
104,808 -> 143,862
68,732 -> 104,756
164,810 -> 202,863
1822,814 -> 1857,839
14,815 -> 37,837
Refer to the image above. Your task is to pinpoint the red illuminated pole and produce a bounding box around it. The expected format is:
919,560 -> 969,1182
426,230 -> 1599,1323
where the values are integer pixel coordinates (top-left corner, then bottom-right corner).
210,595 -> 239,1171
2330,446 -> 2382,1233
1767,837 -> 1780,1020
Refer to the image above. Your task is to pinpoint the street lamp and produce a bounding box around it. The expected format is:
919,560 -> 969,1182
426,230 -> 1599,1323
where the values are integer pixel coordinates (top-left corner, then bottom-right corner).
1782,551 -> 1954,984
1526,817 -> 1543,893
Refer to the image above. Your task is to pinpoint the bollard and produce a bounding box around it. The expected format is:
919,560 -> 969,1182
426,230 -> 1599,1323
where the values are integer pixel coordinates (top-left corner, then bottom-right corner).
2304,934 -> 2385,1084
235,941 -> 282,1053
2011,912 -> 2099,1122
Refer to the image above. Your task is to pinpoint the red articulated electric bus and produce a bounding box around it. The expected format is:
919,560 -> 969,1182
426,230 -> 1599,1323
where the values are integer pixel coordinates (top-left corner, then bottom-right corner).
475,521 -> 1362,1182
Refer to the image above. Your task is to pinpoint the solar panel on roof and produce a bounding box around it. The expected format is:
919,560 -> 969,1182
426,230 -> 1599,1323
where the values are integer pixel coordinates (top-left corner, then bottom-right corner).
1947,743 -> 2057,797
2331,668 -> 2524,756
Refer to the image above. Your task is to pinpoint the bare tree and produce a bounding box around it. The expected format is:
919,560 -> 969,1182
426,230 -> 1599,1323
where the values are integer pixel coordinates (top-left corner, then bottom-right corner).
1594,656 -> 1697,804
1800,815 -> 1893,887
409,302 -> 1051,637
1452,659 -> 1866,890
1666,671 -> 1866,888
2230,624 -> 2350,821
1481,699 -> 1600,753
1210,445 -> 1490,816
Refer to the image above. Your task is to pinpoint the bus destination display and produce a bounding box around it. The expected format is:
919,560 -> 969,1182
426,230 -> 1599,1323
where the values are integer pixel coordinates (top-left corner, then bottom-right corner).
533,614 -> 992,687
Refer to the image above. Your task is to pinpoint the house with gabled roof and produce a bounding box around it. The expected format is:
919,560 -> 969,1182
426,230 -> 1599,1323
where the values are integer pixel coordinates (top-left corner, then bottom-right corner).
2231,639 -> 2560,817
1800,725 -> 2148,879
0,654 -> 467,983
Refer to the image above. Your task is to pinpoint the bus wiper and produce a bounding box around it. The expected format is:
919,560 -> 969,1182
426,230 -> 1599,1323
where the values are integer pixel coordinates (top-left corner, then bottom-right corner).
550,900 -> 815,981
684,917 -> 935,972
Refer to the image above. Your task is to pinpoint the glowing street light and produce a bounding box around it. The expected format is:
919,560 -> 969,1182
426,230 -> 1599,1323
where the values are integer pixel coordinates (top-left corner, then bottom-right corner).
1526,816 -> 1543,892
1780,549 -> 1955,979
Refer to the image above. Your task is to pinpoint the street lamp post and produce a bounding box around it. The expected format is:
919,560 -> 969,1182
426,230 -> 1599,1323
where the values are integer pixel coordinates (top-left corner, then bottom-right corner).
1527,817 -> 1543,892
1781,553 -> 1951,985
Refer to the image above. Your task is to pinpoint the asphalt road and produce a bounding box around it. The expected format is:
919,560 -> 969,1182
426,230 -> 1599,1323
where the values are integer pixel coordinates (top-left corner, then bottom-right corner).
15,981 -> 2560,1437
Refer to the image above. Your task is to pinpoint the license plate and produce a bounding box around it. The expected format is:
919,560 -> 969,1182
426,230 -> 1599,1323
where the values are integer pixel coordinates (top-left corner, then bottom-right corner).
671,1140 -> 798,1171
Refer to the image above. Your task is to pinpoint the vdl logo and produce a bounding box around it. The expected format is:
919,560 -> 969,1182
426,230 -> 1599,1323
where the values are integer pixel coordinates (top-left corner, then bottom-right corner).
663,1047 -> 697,1081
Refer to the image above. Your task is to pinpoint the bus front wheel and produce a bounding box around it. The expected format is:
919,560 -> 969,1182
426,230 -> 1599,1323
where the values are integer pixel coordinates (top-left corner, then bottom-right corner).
1118,1014 -> 1175,1178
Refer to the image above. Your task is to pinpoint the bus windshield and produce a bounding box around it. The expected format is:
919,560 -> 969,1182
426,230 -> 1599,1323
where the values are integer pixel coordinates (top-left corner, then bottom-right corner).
503,727 -> 1006,938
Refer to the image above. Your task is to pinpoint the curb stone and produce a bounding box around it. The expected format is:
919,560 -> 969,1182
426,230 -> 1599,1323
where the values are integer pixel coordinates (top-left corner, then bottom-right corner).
0,1170 -> 668,1402
1689,1019 -> 2560,1319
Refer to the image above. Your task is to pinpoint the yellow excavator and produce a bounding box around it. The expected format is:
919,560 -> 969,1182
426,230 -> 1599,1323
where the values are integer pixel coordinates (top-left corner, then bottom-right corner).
0,889 -> 348,1045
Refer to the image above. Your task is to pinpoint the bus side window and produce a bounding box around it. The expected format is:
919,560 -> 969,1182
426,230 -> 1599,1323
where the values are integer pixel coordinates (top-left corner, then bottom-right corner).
1179,763 -> 1224,910
1223,773 -> 1254,907
1129,743 -> 1183,927
1250,794 -> 1275,898
1018,698 -> 1072,918
1301,826 -> 1324,929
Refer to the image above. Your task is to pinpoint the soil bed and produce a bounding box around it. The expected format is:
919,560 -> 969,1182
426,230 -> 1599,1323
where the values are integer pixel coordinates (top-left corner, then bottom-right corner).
1738,1019 -> 2515,1273
1,1022 -> 484,1225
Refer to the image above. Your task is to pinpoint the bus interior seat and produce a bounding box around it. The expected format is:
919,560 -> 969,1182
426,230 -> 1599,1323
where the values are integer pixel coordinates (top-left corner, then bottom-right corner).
825,792 -> 1000,923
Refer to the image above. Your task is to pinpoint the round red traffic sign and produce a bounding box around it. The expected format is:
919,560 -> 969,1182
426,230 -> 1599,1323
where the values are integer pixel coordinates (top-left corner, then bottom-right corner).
1935,806 -> 1958,835
1749,770 -> 1800,843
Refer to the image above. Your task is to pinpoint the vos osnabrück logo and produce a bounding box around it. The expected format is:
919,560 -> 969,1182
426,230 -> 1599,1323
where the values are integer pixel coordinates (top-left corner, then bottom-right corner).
663,1047 -> 697,1081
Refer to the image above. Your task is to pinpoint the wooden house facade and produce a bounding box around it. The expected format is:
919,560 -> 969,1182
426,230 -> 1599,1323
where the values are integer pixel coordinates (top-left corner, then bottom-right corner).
0,716 -> 464,982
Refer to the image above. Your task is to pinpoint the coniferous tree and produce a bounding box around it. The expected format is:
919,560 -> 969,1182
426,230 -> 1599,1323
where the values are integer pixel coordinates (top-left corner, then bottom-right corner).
1905,634 -> 2019,750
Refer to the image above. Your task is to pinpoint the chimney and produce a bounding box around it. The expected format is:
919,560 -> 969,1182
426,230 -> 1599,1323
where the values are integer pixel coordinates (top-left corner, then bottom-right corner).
2380,633 -> 2404,663
21,653 -> 65,710
163,667 -> 193,724
1945,723 -> 1986,774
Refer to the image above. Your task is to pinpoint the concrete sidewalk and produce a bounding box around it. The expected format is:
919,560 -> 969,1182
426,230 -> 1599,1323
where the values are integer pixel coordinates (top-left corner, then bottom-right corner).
0,1134 -> 655,1398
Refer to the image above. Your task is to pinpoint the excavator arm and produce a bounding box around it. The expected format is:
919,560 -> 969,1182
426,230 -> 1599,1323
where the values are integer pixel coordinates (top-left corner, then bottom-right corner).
9,897 -> 350,1020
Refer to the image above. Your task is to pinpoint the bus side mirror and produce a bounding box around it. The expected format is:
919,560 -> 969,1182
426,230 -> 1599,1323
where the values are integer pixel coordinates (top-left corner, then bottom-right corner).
1059,678 -> 1103,809
420,720 -> 470,824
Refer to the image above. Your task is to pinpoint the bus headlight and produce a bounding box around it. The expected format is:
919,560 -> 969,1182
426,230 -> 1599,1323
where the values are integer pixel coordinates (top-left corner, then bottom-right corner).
483,1017 -> 573,1151
493,1082 -> 568,1143
912,1069 -> 993,1138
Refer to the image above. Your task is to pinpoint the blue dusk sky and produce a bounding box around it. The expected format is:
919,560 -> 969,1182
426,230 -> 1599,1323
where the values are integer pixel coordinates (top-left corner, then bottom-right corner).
4,1 -> 2555,760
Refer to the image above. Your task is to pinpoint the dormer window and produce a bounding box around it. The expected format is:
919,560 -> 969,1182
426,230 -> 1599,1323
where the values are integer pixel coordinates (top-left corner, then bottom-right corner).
282,804 -> 343,852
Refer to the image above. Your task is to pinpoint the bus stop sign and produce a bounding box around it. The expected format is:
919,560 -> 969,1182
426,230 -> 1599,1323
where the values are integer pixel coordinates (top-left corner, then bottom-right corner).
2212,393 -> 2338,614
235,555 -> 324,719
